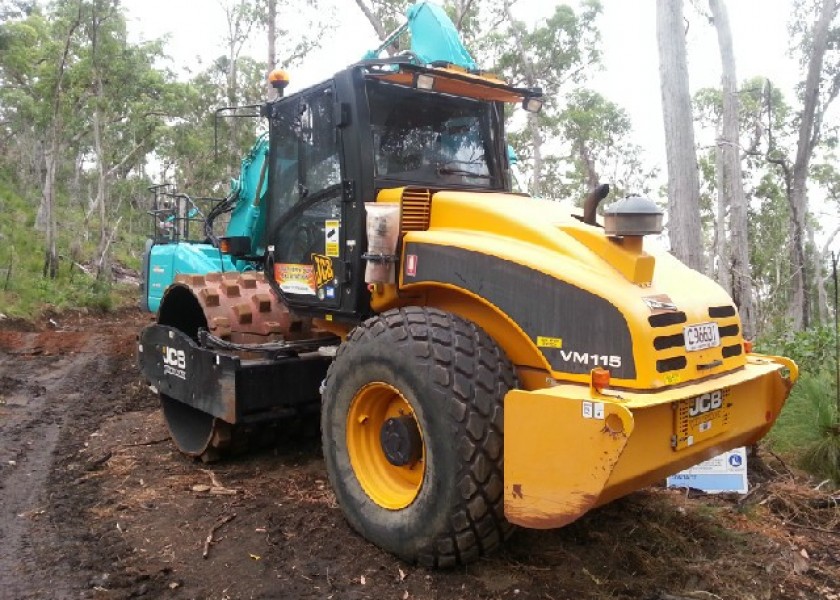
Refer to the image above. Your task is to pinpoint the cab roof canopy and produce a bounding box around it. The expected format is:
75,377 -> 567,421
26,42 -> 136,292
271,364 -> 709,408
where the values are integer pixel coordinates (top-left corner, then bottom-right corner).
361,60 -> 543,106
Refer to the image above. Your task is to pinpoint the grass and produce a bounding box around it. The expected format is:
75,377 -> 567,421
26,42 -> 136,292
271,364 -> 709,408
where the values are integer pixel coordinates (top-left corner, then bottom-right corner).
766,370 -> 840,483
0,172 -> 144,319
766,373 -> 835,455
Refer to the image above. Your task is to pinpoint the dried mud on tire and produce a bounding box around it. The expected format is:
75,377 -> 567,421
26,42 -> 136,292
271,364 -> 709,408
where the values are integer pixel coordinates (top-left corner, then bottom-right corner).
0,309 -> 838,600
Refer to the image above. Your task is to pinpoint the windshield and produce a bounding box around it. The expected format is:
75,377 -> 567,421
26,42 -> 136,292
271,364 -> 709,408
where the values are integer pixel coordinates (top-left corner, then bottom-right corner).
366,79 -> 502,188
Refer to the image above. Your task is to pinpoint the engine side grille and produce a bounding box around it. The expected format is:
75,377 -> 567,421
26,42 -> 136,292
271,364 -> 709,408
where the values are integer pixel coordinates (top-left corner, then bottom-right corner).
650,306 -> 744,380
719,324 -> 740,338
709,305 -> 736,318
653,332 -> 684,350
649,312 -> 687,327
722,344 -> 743,358
657,356 -> 687,373
400,188 -> 432,233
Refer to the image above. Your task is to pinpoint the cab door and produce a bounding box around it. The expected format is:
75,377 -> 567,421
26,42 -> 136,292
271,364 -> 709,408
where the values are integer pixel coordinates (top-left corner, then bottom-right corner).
267,84 -> 344,310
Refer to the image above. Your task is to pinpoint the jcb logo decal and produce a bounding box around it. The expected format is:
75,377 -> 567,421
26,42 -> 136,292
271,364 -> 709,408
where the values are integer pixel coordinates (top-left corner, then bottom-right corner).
688,390 -> 722,417
162,346 -> 187,380
163,346 -> 186,368
311,254 -> 335,288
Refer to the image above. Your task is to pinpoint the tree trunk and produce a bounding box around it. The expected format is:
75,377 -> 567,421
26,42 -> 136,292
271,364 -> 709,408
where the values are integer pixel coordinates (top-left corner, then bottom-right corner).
709,0 -> 755,338
90,2 -> 111,281
503,0 -> 544,197
788,0 -> 836,330
227,35 -> 239,166
816,224 -> 840,322
656,0 -> 705,271
40,0 -> 83,278
266,0 -> 277,100
353,0 -> 398,54
41,138 -> 59,279
577,139 -> 600,194
713,129 -> 731,290
529,115 -> 543,197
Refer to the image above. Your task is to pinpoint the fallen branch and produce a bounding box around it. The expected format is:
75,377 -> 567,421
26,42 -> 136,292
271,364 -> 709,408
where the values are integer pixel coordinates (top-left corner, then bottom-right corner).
202,513 -> 236,559
200,468 -> 240,495
200,468 -> 225,489
121,437 -> 170,448
85,451 -> 112,471
737,482 -> 762,506
786,522 -> 840,536
765,448 -> 796,479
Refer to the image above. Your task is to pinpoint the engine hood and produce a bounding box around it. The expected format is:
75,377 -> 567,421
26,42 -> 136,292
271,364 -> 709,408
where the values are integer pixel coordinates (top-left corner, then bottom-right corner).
398,190 -> 745,390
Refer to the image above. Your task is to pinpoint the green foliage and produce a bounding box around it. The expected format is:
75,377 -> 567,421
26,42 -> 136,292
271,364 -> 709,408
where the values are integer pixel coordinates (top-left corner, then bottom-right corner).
762,323 -> 840,482
0,172 -> 135,317
801,420 -> 840,484
757,324 -> 836,375
767,372 -> 835,453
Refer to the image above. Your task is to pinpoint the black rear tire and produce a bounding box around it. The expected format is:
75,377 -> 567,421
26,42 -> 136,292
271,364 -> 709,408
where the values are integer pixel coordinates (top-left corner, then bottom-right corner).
321,307 -> 515,567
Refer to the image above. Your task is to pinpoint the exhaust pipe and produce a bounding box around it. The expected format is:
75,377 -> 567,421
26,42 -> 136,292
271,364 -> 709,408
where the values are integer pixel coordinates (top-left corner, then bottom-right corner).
583,183 -> 610,226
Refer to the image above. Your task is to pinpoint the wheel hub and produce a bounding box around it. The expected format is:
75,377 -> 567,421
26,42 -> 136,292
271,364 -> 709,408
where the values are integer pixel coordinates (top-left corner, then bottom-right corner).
346,382 -> 426,509
380,416 -> 422,466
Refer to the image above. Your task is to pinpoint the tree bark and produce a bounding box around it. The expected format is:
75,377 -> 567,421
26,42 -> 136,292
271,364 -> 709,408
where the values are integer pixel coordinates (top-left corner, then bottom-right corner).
354,0 -> 390,42
709,0 -> 754,338
40,0 -> 83,279
266,0 -> 277,100
788,0 -> 836,330
813,221 -> 840,323
503,0 -> 544,197
656,0 -> 705,271
713,127 -> 731,290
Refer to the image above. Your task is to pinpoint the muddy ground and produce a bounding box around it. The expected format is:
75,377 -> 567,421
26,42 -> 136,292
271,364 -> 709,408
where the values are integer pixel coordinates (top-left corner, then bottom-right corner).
0,308 -> 837,600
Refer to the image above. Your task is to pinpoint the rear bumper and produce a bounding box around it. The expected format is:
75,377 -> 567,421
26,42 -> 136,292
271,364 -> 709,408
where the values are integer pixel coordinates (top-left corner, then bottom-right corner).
503,354 -> 797,529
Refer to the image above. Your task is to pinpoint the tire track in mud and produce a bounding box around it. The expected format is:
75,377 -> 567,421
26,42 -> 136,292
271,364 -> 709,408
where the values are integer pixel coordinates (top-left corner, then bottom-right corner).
0,328 -> 150,599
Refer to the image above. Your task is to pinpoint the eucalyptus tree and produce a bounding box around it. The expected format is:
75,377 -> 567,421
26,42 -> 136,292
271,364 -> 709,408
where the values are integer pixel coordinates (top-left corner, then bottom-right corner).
553,88 -> 656,201
488,1 -> 602,198
784,0 -> 839,330
706,0 -> 755,338
78,0 -> 175,278
657,0 -> 704,272
0,1 -> 87,278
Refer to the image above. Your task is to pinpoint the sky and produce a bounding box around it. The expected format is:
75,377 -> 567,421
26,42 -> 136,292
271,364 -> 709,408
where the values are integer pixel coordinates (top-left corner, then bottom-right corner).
123,0 -> 838,245
122,0 -> 801,166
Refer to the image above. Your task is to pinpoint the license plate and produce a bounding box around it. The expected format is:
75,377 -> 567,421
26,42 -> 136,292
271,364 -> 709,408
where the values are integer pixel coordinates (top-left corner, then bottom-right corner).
684,322 -> 720,352
672,389 -> 731,450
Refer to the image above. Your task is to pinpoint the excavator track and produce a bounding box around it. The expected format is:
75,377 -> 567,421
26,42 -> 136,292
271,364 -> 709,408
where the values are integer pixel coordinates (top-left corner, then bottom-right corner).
157,271 -> 326,462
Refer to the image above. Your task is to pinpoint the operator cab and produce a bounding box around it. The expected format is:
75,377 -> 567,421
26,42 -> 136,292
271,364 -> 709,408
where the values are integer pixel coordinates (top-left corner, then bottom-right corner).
260,61 -> 541,321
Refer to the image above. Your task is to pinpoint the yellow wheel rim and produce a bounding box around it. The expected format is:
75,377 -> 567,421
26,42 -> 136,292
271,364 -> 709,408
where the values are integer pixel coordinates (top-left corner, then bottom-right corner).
346,382 -> 425,509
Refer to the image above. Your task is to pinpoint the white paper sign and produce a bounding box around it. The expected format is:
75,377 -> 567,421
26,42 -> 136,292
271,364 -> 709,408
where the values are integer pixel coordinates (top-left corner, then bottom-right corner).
666,447 -> 748,494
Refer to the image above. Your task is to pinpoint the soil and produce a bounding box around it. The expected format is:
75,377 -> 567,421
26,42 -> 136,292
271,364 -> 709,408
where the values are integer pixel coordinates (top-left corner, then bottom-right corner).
0,308 -> 838,600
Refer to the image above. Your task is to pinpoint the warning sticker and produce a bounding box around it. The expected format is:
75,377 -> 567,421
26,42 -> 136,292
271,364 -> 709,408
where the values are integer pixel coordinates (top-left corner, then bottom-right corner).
536,336 -> 563,349
274,263 -> 316,295
325,220 -> 340,257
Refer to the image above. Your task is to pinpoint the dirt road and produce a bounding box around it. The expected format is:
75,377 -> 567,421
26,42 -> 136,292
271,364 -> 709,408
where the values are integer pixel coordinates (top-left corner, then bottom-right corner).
0,309 -> 837,600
